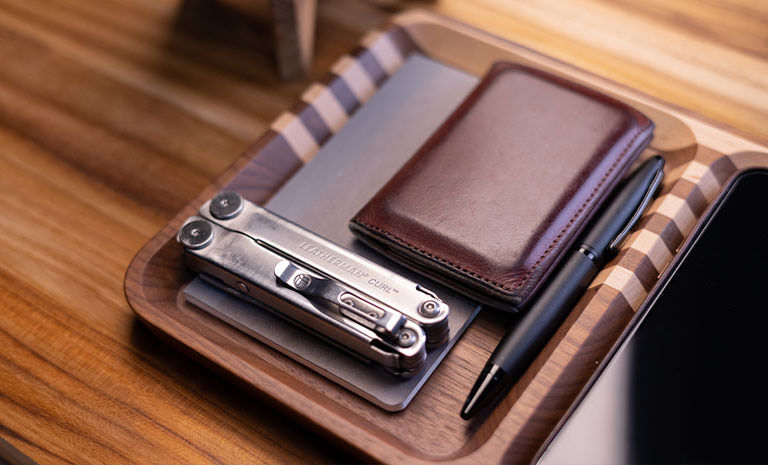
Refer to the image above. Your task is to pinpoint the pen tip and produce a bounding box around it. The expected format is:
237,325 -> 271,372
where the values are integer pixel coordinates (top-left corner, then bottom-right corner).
460,365 -> 505,420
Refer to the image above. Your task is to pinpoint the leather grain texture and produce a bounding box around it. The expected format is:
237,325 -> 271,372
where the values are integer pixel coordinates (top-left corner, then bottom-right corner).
350,62 -> 653,310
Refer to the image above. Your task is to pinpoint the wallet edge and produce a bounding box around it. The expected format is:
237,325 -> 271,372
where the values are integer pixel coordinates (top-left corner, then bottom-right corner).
350,62 -> 656,310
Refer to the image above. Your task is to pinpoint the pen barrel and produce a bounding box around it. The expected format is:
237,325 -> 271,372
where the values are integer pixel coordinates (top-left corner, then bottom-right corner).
493,251 -> 599,379
463,157 -> 665,418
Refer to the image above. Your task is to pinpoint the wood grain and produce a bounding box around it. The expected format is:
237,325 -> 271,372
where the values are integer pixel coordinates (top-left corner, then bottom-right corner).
270,0 -> 318,79
125,9 -> 768,465
2,1 -> 768,464
430,0 -> 768,147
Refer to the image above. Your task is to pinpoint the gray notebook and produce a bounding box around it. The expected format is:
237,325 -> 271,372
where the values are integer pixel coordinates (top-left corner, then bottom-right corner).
185,54 -> 481,411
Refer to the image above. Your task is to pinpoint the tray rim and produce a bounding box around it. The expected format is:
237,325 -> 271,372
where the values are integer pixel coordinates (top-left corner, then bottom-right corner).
533,160 -> 768,464
124,9 -> 768,465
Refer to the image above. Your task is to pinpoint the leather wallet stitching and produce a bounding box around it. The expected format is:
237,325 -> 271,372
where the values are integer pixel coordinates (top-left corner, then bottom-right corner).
353,121 -> 651,294
351,220 -> 509,290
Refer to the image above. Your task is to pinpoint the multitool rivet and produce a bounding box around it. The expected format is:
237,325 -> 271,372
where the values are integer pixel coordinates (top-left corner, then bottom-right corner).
418,300 -> 441,318
210,191 -> 244,220
397,328 -> 417,348
293,274 -> 312,290
179,220 -> 214,249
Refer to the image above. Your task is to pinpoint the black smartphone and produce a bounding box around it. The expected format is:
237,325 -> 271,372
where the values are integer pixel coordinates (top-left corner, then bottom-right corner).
537,168 -> 768,464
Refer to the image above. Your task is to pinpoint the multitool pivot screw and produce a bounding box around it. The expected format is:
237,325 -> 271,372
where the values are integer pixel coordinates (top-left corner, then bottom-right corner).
418,300 -> 441,318
210,191 -> 244,220
179,220 -> 214,249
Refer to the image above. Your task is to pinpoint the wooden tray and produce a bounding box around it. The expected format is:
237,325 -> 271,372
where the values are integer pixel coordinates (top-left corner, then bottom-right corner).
124,10 -> 768,464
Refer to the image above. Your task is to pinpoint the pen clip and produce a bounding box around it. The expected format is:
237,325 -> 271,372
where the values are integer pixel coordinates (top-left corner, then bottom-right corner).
608,167 -> 664,252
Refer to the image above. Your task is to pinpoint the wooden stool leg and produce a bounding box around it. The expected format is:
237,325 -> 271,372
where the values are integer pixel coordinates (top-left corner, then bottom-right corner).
270,0 -> 317,80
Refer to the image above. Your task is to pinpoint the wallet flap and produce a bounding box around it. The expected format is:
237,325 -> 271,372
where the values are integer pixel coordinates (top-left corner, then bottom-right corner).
351,62 -> 653,309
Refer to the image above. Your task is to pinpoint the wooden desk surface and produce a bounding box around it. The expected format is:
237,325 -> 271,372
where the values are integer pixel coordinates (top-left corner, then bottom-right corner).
1,1 -> 766,463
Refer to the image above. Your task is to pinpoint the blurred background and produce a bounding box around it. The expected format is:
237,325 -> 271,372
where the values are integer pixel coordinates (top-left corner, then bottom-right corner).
1,0 -> 765,216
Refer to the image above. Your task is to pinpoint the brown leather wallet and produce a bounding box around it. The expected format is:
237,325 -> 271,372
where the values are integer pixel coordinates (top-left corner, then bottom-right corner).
350,62 -> 654,310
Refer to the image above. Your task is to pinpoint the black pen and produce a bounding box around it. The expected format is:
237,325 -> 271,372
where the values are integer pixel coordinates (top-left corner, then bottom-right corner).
460,155 -> 665,420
